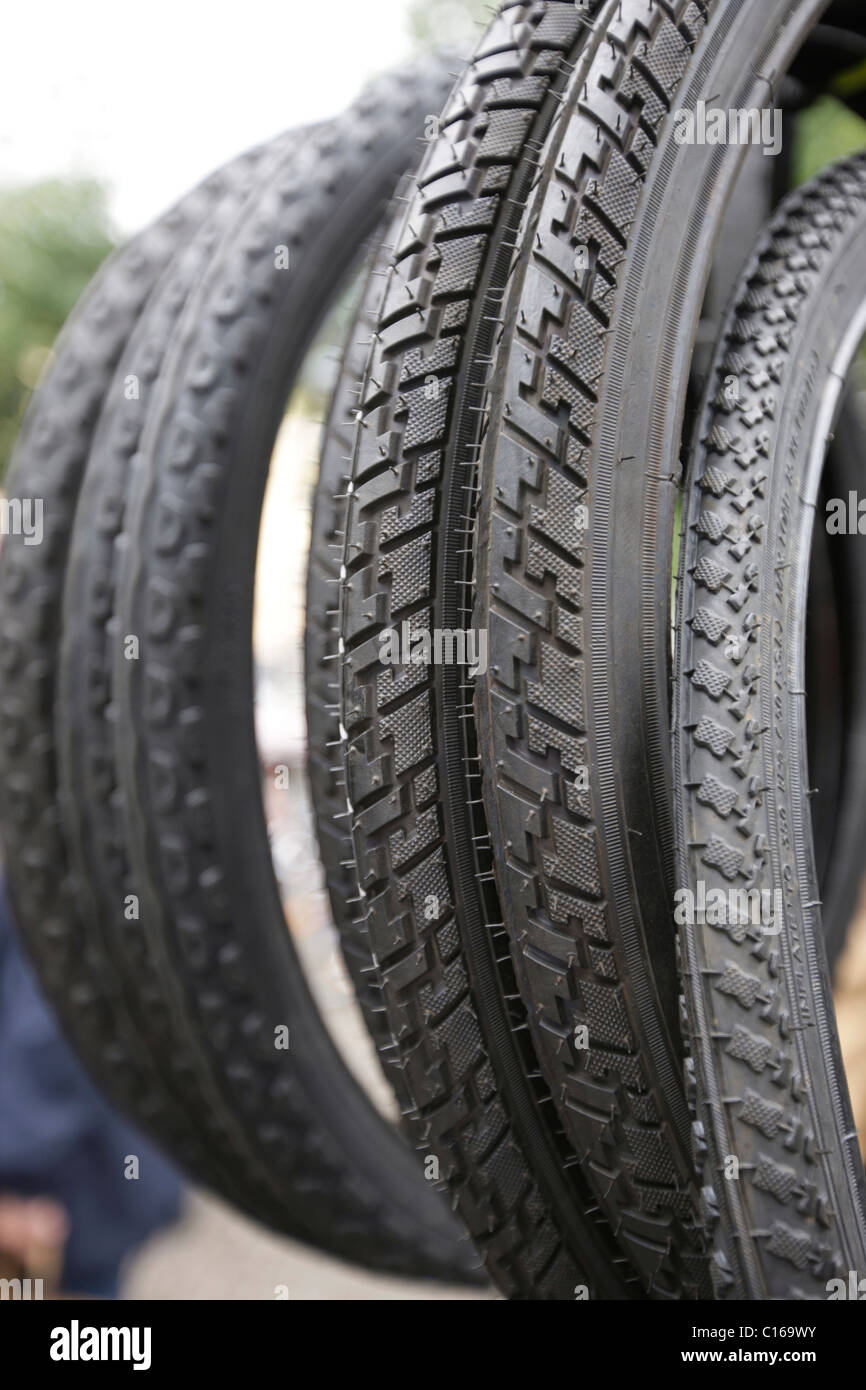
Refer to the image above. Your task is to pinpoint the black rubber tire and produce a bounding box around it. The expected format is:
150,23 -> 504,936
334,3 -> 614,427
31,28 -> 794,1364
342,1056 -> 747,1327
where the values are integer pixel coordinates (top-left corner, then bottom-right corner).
807,397 -> 866,967
469,0 -> 844,1298
0,139 -> 274,1192
698,146 -> 866,972
339,0 -> 841,1299
807,470 -> 844,902
103,63 -> 486,1282
339,1 -> 644,1303
2,64 -> 484,1283
304,235 -> 416,1061
673,153 -> 866,1299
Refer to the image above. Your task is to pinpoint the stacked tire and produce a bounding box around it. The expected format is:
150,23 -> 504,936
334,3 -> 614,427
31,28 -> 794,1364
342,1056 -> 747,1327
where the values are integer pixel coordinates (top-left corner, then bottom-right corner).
3,1 -> 866,1302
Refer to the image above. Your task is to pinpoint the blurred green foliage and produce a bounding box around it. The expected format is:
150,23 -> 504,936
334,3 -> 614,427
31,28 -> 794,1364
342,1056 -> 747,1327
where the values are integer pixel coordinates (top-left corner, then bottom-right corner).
0,180 -> 114,477
795,95 -> 866,184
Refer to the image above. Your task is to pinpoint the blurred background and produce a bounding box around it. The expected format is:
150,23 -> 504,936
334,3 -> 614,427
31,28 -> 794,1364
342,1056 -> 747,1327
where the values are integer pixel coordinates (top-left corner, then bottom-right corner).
3,0 -> 865,480
1,0 -> 865,1301
0,0 -> 493,477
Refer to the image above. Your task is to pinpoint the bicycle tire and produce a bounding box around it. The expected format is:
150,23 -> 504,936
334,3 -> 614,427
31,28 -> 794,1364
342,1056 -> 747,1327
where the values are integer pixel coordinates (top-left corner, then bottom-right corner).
339,0 -> 836,1298
0,141 -> 272,1195
673,152 -> 866,1299
340,0 -> 646,1302
99,64 -> 483,1280
2,67 -> 482,1283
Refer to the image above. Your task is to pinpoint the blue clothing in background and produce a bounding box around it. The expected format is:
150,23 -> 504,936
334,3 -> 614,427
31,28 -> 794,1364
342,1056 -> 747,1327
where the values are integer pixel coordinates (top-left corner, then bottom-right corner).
0,881 -> 183,1296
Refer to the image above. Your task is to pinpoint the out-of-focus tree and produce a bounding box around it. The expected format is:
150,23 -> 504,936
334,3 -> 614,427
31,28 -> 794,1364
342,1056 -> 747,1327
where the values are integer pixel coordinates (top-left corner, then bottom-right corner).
795,95 -> 866,185
408,0 -> 489,54
0,180 -> 114,477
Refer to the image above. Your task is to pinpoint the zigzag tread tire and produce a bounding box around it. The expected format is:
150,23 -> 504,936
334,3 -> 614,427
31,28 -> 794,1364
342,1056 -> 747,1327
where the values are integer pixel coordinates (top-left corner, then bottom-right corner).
339,0 -> 655,1300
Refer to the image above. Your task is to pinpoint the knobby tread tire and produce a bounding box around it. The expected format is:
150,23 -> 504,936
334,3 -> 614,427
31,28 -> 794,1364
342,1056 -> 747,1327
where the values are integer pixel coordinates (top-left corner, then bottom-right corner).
673,153 -> 866,1298
58,136 -> 307,1227
108,65 -> 482,1281
2,65 -> 482,1283
0,144 -> 272,1195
